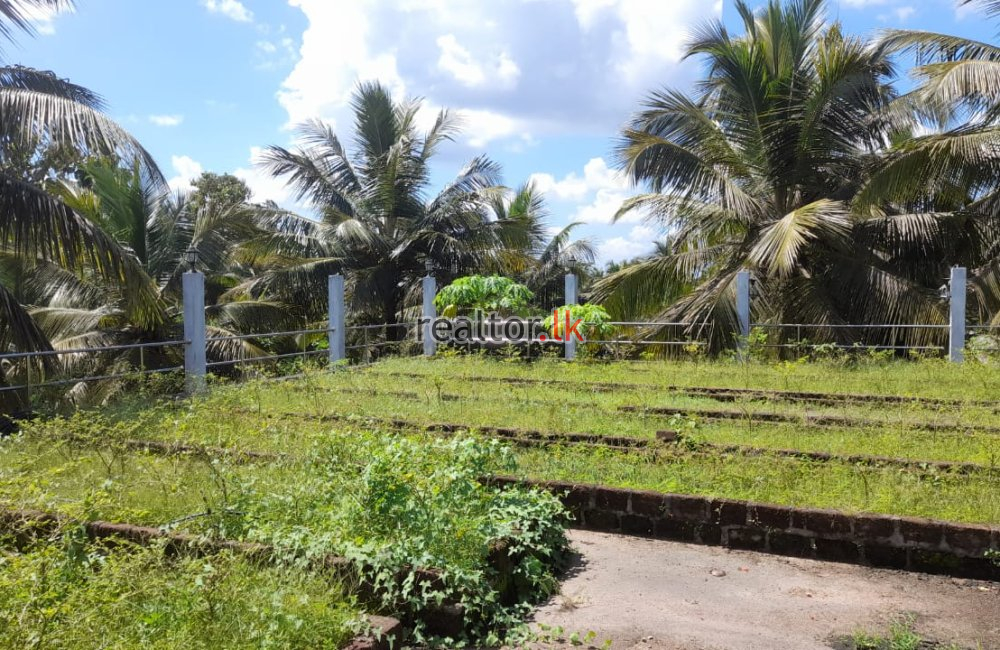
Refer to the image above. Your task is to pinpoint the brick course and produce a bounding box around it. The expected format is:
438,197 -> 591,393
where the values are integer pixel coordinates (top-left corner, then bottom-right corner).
496,476 -> 999,581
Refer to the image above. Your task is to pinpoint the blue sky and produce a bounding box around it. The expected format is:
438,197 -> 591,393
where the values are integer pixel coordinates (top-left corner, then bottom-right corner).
14,0 -> 999,265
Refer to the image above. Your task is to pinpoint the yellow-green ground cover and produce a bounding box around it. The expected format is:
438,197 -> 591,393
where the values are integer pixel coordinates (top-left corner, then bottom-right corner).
4,354 -> 1000,647
73,355 -> 997,525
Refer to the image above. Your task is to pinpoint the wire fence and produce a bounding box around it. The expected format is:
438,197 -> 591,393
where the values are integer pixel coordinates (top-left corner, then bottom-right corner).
0,323 -> 421,410
0,340 -> 187,397
749,323 -> 950,354
2,314 -> 992,415
429,319 -> 962,359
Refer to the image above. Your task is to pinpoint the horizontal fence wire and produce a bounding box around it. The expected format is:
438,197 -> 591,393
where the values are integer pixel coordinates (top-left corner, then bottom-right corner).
0,339 -> 187,362
205,349 -> 329,369
345,323 -> 411,331
0,316 -> 986,400
749,323 -> 949,352
428,319 -> 957,351
206,328 -> 333,343
752,323 -> 948,330
757,344 -> 945,351
0,366 -> 184,394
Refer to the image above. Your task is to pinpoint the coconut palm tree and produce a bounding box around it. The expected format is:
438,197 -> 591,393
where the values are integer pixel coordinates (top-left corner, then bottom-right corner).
0,0 -> 173,410
17,161 -> 308,403
486,181 -> 596,309
593,0 -> 979,352
0,0 -> 163,354
870,1 -> 1000,327
242,82 -> 509,330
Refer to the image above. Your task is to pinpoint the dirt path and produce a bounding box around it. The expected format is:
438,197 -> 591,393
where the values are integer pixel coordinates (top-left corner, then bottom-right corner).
529,530 -> 1000,650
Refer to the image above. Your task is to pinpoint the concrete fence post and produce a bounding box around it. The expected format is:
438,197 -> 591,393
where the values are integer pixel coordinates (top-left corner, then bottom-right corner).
423,272 -> 437,357
736,270 -> 751,358
565,272 -> 578,360
328,274 -> 346,365
182,271 -> 207,394
949,266 -> 967,363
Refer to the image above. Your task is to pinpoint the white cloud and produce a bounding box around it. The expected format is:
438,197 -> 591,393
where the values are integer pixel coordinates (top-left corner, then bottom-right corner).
570,0 -> 722,85
529,157 -> 634,218
255,37 -> 297,70
277,0 -> 405,130
571,0 -> 618,30
202,0 -> 253,22
436,33 -> 520,89
437,34 -> 485,86
629,225 -> 655,242
529,157 -> 646,230
573,188 -> 638,224
148,114 -> 183,127
276,0 -> 712,145
460,108 -> 528,148
598,236 -> 652,263
877,5 -> 916,22
167,155 -> 204,194
956,2 -> 978,20
17,2 -> 73,35
234,147 -> 293,205
595,224 -> 660,263
531,158 -> 627,201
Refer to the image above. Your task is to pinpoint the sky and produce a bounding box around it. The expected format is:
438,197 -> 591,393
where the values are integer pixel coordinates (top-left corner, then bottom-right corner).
12,0 -> 1000,265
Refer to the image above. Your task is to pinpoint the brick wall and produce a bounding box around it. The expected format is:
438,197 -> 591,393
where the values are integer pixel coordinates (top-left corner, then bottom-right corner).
493,477 -> 1000,581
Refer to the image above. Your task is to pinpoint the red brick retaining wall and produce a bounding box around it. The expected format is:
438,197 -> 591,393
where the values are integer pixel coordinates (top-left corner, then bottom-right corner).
493,477 -> 1000,580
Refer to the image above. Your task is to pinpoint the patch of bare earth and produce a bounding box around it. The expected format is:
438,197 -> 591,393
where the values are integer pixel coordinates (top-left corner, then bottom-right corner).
526,530 -> 1000,650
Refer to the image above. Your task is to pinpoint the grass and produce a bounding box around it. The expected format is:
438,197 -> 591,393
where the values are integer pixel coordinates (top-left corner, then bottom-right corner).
843,614 -> 965,650
6,353 -> 1000,645
0,536 -> 359,649
366,354 -> 1000,401
514,444 -> 1000,523
81,372 -> 1000,466
0,421 -> 573,646
21,354 -> 1000,525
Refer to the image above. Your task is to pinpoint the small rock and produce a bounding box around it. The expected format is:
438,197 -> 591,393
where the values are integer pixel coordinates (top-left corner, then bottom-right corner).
710,568 -> 727,577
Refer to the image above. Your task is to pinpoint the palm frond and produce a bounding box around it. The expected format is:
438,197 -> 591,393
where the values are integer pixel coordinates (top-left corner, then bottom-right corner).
749,200 -> 852,277
0,0 -> 72,46
0,280 -> 52,353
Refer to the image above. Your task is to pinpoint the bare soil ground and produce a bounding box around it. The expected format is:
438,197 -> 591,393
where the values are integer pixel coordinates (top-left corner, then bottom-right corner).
528,530 -> 1000,650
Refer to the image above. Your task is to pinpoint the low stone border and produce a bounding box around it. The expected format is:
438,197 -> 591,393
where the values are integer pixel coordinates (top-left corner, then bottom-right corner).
344,616 -> 403,650
61,434 -> 285,463
373,370 -> 1000,410
261,409 -> 994,475
620,405 -> 1000,434
490,477 -> 1000,581
687,440 -> 991,475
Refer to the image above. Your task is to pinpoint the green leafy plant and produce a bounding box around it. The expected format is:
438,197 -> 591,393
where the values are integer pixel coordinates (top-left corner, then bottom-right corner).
224,433 -> 571,646
435,276 -> 535,318
542,304 -> 614,341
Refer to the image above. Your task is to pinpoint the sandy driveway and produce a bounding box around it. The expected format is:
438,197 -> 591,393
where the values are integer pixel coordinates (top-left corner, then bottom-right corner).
529,530 -> 1000,650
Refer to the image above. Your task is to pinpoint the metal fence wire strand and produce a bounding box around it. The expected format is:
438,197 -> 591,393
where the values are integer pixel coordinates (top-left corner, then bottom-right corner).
0,316 -> 978,398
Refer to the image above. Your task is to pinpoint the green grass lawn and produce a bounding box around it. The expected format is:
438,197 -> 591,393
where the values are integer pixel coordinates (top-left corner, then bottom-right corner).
3,394 -> 574,645
366,355 -> 1000,401
21,354 -> 996,524
0,539 -> 360,650
82,363 -> 1000,466
5,353 -> 1000,646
